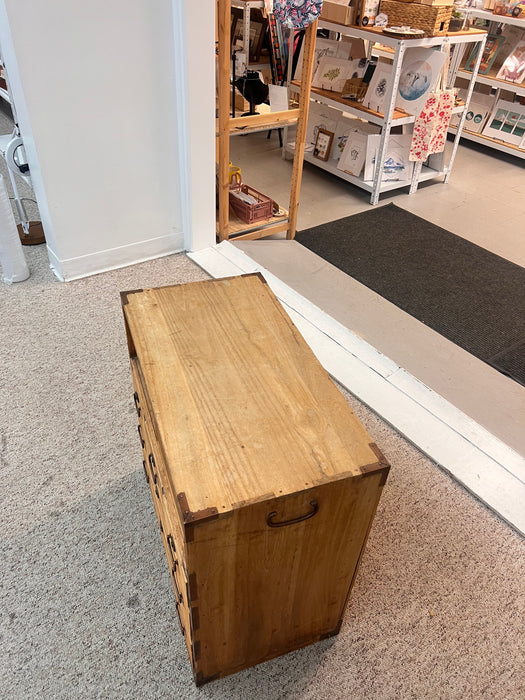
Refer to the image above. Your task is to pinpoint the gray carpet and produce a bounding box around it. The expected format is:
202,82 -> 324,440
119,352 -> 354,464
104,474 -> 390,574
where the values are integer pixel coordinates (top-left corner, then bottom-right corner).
1,241 -> 524,699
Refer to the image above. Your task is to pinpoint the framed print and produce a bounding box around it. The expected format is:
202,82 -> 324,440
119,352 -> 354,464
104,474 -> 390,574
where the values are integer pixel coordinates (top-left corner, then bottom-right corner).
313,129 -> 334,161
464,35 -> 505,75
496,41 -> 525,84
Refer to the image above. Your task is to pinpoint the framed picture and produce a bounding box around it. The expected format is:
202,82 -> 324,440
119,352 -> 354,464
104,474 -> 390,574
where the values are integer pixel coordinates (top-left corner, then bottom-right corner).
313,129 -> 334,161
496,40 -> 525,84
464,35 -> 505,75
231,8 -> 267,63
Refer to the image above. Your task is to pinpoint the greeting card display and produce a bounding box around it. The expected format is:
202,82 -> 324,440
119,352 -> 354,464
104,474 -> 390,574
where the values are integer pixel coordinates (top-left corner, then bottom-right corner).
450,89 -> 494,134
364,63 -> 393,114
482,99 -> 525,146
363,134 -> 414,182
337,130 -> 368,176
312,57 -> 359,92
305,102 -> 340,148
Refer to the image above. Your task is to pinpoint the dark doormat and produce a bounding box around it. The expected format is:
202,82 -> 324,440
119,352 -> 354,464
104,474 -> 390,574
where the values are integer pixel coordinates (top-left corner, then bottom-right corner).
295,203 -> 525,387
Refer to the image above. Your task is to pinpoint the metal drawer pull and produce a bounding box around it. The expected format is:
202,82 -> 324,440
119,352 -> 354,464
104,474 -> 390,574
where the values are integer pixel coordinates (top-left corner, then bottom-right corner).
266,500 -> 318,528
133,391 -> 141,417
142,460 -> 149,484
137,424 -> 145,448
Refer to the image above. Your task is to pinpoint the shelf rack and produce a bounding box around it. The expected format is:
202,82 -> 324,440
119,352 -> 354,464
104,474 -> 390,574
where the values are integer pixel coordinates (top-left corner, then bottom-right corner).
286,22 -> 487,205
217,0 -> 317,241
452,8 -> 525,158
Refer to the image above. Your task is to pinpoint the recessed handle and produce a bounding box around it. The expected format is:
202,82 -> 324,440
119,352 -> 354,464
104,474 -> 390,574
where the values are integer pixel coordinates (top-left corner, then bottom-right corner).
148,453 -> 158,484
266,500 -> 319,528
133,391 -> 141,417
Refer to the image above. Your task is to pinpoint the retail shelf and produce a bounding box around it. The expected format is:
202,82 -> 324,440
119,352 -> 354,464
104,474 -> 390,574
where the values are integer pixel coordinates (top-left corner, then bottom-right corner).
295,149 -> 445,195
449,123 -> 525,157
462,8 -> 525,27
319,22 -> 487,48
290,81 -> 414,126
289,21 -> 486,204
216,207 -> 290,240
457,68 -> 525,97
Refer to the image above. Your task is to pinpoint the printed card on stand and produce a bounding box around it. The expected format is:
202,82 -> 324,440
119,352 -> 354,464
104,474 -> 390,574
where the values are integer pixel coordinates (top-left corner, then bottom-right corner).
364,63 -> 393,114
363,134 -> 414,182
482,98 -> 525,145
337,131 -> 368,176
312,57 -> 358,93
395,48 -> 447,117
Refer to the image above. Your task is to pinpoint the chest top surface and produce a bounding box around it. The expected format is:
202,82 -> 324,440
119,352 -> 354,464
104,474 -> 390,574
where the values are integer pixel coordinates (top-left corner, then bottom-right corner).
122,273 -> 382,517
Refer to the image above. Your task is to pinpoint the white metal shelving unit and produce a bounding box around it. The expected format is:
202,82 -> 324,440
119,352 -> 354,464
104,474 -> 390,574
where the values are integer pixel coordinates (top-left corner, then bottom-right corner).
451,8 -> 525,159
285,22 -> 487,205
230,0 -> 271,71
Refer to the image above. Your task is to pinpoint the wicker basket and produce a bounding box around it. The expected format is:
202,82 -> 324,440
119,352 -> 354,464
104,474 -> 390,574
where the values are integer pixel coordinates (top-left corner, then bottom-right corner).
229,183 -> 273,224
380,0 -> 452,36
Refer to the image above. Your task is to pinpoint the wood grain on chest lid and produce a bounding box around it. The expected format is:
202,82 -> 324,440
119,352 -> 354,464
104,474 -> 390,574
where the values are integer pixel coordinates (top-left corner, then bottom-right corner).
122,273 -> 382,517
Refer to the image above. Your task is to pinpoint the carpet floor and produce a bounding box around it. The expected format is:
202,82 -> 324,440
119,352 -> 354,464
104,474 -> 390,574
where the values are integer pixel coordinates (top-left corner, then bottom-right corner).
296,203 -> 525,386
0,243 -> 523,699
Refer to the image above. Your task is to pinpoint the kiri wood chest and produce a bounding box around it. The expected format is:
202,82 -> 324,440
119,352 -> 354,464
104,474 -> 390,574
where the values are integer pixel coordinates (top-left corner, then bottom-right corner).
121,273 -> 389,686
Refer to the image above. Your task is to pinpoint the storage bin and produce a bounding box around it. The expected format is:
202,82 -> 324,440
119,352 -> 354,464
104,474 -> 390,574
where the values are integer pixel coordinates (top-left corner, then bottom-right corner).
229,182 -> 273,224
380,0 -> 453,35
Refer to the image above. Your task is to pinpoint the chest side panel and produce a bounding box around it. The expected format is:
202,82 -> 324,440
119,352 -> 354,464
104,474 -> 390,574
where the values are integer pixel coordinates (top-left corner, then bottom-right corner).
187,469 -> 388,683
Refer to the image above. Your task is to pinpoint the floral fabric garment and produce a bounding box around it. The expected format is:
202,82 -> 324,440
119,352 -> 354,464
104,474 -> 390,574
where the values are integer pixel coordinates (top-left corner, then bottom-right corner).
273,0 -> 323,28
409,89 -> 455,162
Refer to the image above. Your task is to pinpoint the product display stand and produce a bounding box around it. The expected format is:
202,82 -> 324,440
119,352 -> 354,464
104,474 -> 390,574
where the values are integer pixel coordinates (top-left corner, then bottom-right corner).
451,9 -> 525,159
286,22 -> 486,205
217,0 -> 316,241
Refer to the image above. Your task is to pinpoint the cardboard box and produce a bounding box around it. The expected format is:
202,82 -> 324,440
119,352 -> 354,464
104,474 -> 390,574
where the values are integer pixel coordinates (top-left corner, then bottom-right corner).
320,0 -> 355,25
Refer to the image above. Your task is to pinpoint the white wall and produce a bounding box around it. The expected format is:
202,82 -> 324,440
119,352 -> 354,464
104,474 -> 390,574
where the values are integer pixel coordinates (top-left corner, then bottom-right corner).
0,0 -> 216,280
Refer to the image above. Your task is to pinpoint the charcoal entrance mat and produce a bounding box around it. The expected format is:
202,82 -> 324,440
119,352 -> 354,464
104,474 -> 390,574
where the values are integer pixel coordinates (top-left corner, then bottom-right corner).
295,203 -> 525,387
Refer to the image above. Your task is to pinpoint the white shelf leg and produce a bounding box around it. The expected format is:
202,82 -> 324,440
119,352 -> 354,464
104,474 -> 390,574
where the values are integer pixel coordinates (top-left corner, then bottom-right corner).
370,41 -> 407,206
445,33 -> 487,184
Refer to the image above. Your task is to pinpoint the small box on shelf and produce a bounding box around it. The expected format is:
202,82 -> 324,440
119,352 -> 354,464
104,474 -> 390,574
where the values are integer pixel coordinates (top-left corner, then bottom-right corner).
320,0 -> 356,25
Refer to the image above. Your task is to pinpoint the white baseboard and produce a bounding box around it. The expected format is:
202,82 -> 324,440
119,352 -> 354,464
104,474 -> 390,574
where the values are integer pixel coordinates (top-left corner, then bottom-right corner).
49,231 -> 185,281
188,242 -> 525,536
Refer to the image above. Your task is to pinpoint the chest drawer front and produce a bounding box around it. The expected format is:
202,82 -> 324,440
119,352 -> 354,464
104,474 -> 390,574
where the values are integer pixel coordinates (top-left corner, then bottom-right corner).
130,357 -> 186,551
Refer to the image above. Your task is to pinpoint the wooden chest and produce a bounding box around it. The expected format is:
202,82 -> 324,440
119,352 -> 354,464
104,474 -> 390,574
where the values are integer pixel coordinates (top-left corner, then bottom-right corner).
121,273 -> 389,686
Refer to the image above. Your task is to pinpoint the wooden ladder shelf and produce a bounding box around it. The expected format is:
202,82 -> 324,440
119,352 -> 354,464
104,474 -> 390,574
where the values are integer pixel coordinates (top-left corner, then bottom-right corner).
216,0 -> 317,241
